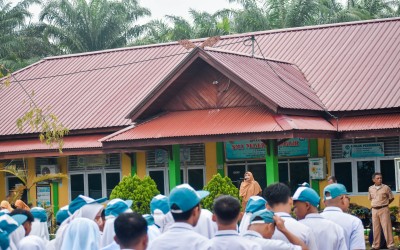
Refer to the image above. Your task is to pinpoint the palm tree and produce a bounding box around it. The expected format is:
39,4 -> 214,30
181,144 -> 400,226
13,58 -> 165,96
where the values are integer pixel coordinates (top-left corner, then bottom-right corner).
135,9 -> 233,45
39,0 -> 151,53
1,162 -> 67,205
0,0 -> 55,71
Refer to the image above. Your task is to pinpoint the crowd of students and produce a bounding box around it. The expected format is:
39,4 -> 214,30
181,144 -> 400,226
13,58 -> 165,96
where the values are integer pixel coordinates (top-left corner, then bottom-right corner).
0,180 -> 368,250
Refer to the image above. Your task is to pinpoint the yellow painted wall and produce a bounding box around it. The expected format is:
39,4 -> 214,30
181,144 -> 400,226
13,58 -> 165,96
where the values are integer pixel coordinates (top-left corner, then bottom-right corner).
121,153 -> 131,177
27,158 -> 36,206
0,162 -> 5,200
318,138 -> 400,208
57,157 -> 69,207
205,142 -> 218,182
136,152 -> 146,178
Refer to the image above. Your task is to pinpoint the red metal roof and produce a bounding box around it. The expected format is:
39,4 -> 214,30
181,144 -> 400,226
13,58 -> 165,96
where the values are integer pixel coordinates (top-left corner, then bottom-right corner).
205,49 -> 324,110
1,18 -> 400,137
102,106 -> 335,142
332,113 -> 400,131
0,135 -> 102,153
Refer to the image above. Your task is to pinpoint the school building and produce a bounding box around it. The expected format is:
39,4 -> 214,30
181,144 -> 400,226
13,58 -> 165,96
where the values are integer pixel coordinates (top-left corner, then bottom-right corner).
1,18 -> 400,213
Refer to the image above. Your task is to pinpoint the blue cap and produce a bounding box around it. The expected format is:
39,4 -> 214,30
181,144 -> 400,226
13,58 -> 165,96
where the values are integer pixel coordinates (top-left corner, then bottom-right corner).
150,195 -> 169,214
68,195 -> 107,214
10,214 -> 27,227
0,230 -> 9,250
245,196 -> 267,213
298,182 -> 310,188
169,184 -> 209,213
105,199 -> 133,217
30,207 -> 48,222
293,187 -> 320,207
0,214 -> 21,234
56,205 -> 69,224
143,214 -> 154,226
324,184 -> 349,200
250,209 -> 274,224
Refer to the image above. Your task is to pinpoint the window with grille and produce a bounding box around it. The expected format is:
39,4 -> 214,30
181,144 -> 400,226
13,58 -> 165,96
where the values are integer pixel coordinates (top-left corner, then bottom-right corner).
146,144 -> 205,168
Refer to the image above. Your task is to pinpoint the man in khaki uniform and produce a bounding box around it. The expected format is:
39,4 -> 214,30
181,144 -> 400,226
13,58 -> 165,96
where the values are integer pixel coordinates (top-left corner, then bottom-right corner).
368,172 -> 395,249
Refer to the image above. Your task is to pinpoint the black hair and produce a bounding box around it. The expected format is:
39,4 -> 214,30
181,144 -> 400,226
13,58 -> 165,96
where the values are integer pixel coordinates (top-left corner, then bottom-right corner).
10,209 -> 34,223
171,203 -> 199,222
212,195 -> 240,225
372,172 -> 382,179
263,183 -> 291,207
114,212 -> 147,247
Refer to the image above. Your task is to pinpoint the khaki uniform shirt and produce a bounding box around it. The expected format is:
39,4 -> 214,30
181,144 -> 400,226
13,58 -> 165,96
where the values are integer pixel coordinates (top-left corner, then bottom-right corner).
368,184 -> 393,207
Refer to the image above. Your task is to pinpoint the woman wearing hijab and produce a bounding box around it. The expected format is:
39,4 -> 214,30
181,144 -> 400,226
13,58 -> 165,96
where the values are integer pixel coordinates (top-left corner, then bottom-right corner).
15,200 -> 30,211
30,207 -> 49,241
239,172 -> 262,210
19,235 -> 46,250
0,201 -> 13,212
61,218 -> 100,250
238,196 -> 267,234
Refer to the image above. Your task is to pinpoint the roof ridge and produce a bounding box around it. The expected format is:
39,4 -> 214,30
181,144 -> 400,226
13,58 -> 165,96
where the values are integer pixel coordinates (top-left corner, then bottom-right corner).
205,47 -> 295,65
39,17 -> 400,61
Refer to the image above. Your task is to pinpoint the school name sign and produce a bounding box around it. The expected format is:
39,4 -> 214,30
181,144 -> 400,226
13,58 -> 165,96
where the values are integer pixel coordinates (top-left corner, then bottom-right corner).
342,142 -> 384,158
225,138 -> 309,160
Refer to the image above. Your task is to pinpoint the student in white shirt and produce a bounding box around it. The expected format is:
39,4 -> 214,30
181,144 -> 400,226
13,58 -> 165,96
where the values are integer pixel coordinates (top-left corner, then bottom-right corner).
243,209 -> 308,250
321,184 -> 366,250
101,198 -> 133,248
239,196 -> 266,234
263,183 -> 317,250
30,207 -> 49,241
148,184 -> 211,250
293,186 -> 347,250
210,195 -> 261,250
114,212 -> 148,250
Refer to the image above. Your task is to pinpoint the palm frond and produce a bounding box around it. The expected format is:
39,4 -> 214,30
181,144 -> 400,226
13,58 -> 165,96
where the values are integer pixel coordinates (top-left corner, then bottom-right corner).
27,173 -> 68,188
0,165 -> 27,185
7,184 -> 26,204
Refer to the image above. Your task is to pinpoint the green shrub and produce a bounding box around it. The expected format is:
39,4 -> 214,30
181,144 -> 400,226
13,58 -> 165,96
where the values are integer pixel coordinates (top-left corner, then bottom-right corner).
110,175 -> 160,214
201,174 -> 240,211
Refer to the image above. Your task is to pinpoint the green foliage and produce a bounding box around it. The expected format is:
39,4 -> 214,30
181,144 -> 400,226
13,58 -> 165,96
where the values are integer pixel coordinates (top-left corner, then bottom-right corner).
201,174 -> 240,211
110,175 -> 160,214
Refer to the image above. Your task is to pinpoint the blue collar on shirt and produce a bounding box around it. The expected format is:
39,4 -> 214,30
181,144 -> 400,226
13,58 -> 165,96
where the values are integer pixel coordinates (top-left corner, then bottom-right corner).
170,222 -> 195,231
323,207 -> 343,213
214,230 -> 239,237
274,212 -> 292,218
304,213 -> 323,219
243,230 -> 262,238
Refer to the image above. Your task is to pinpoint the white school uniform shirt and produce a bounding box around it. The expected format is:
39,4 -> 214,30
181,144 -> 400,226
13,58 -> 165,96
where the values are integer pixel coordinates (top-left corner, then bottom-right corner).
272,212 -> 318,250
210,230 -> 262,250
30,218 -> 50,241
194,209 -> 218,239
19,235 -> 47,250
321,207 -> 366,250
148,222 -> 211,250
299,213 -> 347,250
243,230 -> 301,250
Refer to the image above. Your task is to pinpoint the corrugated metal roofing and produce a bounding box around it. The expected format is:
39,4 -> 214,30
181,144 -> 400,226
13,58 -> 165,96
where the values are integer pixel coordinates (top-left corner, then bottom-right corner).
103,106 -> 335,142
0,135 -> 102,153
205,49 -> 324,110
333,113 -> 400,131
1,18 -> 400,136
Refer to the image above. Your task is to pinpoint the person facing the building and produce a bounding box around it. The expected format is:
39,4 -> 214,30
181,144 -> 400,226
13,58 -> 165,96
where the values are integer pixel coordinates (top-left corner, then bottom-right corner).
263,183 -> 317,250
293,186 -> 347,250
243,209 -> 308,250
148,184 -> 211,250
210,195 -> 261,250
238,196 -> 267,234
368,172 -> 396,249
327,176 -> 337,184
14,200 -> 30,211
321,183 -> 365,250
240,172 -> 262,210
30,207 -> 49,241
114,212 -> 148,250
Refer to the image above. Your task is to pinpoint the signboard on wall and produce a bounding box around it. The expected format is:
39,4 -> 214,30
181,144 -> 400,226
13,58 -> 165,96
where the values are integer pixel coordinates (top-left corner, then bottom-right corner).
36,186 -> 51,207
342,142 -> 384,158
225,138 -> 309,160
154,148 -> 191,164
78,155 -> 109,167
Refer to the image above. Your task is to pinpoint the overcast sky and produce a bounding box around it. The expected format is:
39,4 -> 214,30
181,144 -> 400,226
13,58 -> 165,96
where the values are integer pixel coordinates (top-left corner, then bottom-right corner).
29,0 -> 241,23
